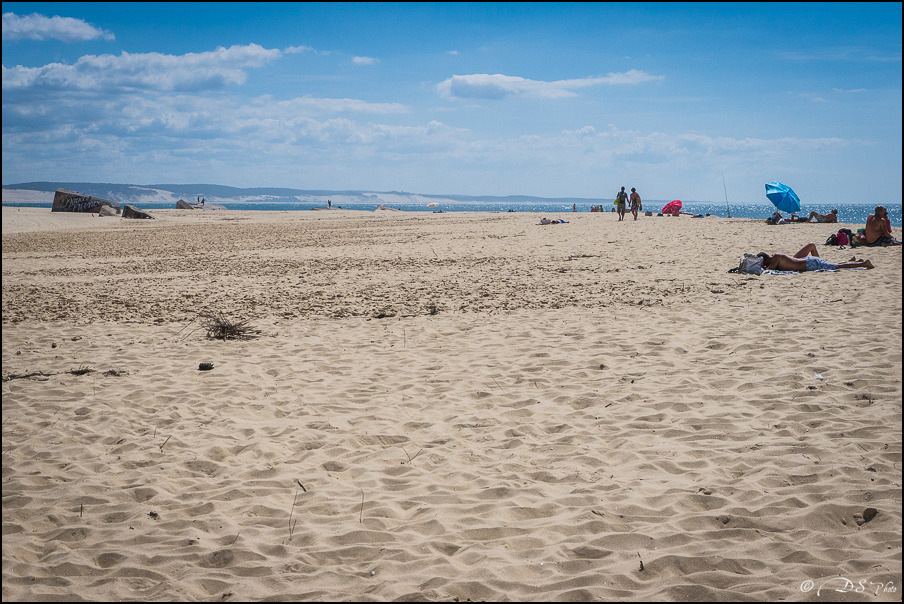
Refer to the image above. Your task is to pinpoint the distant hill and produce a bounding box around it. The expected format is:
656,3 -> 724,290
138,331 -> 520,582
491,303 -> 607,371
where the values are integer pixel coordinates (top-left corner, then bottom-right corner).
2,181 -> 620,206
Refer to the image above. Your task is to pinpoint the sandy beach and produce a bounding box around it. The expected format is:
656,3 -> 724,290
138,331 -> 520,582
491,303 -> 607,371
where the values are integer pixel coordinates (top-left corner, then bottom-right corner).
2,206 -> 901,601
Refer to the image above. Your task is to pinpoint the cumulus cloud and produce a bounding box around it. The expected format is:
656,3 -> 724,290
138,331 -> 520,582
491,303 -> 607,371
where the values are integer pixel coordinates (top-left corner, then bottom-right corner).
2,44 -> 282,93
436,70 -> 664,100
2,12 -> 115,41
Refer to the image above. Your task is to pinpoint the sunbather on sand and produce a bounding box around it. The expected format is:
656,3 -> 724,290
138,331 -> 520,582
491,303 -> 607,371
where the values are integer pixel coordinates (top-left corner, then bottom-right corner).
757,243 -> 874,271
766,212 -> 806,225
808,209 -> 838,223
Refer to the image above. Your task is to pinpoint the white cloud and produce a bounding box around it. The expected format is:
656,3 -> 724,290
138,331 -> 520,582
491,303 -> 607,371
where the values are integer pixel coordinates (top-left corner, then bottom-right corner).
2,44 -> 282,92
437,70 -> 664,100
352,56 -> 378,65
254,95 -> 409,116
283,45 -> 317,55
2,11 -> 115,41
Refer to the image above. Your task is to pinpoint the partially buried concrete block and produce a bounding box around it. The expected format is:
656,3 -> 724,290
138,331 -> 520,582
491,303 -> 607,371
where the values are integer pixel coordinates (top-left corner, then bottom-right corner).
122,205 -> 154,219
52,188 -> 121,214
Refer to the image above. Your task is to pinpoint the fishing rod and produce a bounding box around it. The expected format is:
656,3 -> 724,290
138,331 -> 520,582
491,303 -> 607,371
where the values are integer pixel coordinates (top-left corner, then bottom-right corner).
722,170 -> 732,218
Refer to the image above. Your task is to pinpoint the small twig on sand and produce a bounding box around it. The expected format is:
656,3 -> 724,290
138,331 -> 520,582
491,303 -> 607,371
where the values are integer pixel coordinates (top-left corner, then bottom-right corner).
159,435 -> 171,452
359,489 -> 365,523
402,447 -> 424,464
288,492 -> 298,540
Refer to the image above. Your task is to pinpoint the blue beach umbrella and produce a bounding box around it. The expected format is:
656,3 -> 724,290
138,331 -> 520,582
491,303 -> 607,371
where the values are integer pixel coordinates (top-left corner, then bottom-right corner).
765,182 -> 801,213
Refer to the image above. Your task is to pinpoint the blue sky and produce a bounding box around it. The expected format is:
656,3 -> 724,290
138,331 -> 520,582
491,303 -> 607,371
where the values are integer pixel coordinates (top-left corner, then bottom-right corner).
2,2 -> 901,204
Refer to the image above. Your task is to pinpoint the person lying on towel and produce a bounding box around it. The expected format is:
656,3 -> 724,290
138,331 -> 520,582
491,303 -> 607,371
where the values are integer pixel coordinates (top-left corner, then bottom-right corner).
757,243 -> 874,271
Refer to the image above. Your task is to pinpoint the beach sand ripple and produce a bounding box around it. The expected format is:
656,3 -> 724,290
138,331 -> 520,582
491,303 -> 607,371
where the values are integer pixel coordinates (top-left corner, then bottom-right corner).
3,207 -> 901,601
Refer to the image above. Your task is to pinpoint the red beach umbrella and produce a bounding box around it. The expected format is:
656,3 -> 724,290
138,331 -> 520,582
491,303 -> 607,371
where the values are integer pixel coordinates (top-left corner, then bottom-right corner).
662,200 -> 682,216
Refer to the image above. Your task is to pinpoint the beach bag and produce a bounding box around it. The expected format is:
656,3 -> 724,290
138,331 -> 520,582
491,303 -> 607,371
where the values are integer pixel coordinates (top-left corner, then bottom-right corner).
737,253 -> 764,275
825,233 -> 838,245
835,230 -> 849,246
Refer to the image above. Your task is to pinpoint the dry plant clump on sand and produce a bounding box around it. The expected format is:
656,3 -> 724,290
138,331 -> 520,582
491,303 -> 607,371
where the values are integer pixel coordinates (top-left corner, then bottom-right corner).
202,312 -> 260,341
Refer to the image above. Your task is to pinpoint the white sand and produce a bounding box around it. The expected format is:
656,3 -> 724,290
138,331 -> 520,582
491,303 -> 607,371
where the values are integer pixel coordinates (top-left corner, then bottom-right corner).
2,206 -> 901,601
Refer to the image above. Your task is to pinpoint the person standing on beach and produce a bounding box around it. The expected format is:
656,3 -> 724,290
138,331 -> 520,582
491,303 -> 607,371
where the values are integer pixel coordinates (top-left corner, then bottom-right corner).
629,188 -> 641,220
615,187 -> 628,221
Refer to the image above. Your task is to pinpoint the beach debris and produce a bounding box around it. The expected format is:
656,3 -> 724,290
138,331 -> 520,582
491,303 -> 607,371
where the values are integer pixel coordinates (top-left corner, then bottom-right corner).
854,507 -> 878,526
198,362 -> 214,371
288,492 -> 300,540
401,447 -> 423,464
6,366 -> 127,381
5,370 -> 50,381
202,312 -> 260,340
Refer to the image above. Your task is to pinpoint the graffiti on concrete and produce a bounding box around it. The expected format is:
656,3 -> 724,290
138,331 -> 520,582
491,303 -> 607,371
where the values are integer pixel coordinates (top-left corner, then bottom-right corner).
51,188 -> 121,213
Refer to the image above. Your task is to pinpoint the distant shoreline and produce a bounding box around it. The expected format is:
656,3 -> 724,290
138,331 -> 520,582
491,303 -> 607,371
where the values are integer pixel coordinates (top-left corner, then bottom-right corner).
3,199 -> 900,226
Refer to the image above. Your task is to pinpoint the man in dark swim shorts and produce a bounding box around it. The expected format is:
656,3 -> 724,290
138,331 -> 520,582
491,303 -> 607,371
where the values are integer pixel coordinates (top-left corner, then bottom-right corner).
757,243 -> 874,271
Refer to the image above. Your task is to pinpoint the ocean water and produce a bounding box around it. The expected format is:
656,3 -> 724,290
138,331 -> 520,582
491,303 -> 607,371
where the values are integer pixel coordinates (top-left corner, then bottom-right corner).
3,200 -> 901,227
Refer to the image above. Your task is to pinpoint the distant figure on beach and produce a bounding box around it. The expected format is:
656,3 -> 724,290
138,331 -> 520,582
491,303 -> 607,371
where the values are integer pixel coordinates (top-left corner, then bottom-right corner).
766,211 -> 806,224
757,243 -> 874,271
573,203 -> 576,212
615,187 -> 628,221
855,206 -> 900,246
808,209 -> 838,223
328,200 -> 331,208
629,188 -> 641,220
538,217 -> 567,225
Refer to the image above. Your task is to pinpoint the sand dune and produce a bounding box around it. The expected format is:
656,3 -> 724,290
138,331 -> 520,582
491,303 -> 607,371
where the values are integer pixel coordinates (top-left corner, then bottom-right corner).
2,206 -> 901,601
